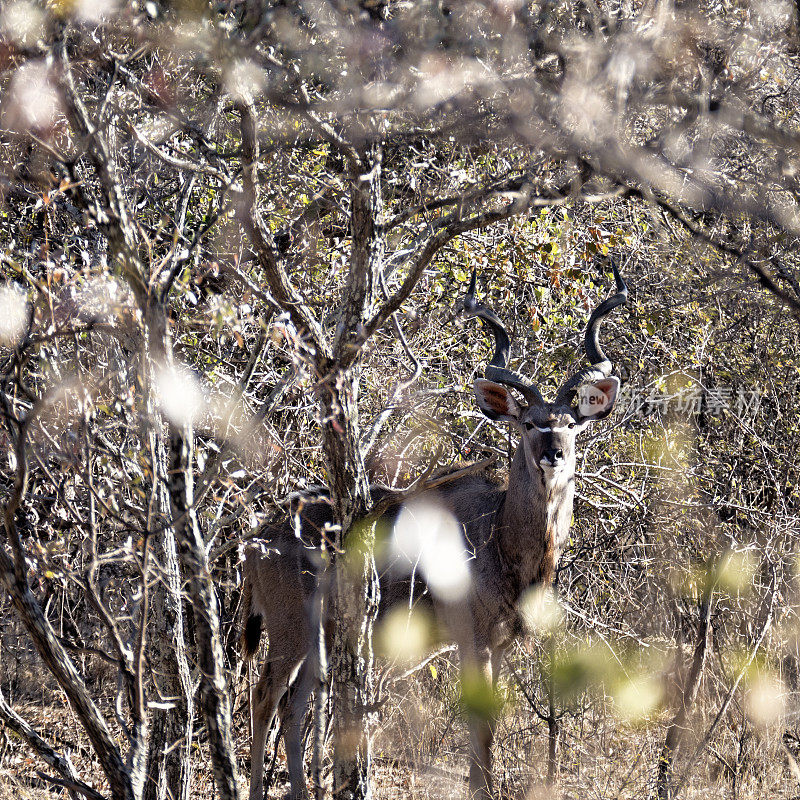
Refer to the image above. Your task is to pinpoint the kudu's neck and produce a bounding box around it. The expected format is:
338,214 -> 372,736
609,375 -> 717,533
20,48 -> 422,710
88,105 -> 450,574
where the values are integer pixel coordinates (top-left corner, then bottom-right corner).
499,443 -> 575,595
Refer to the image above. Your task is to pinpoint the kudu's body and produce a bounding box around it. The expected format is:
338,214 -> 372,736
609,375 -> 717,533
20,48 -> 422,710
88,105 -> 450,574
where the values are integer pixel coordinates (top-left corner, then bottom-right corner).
241,264 -> 628,800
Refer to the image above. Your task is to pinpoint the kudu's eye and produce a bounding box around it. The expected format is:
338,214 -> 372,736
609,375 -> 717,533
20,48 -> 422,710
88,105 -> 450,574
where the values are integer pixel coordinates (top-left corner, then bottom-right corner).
568,422 -> 576,429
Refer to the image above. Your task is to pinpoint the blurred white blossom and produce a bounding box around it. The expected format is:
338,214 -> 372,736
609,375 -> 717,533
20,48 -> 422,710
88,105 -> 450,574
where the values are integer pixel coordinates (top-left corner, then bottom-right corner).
6,62 -> 60,133
376,606 -> 431,665
1,1 -> 44,47
413,57 -> 495,109
0,285 -> 27,346
753,0 -> 792,29
518,585 -> 564,633
390,498 -> 471,602
612,674 -> 663,721
225,59 -> 267,103
73,0 -> 118,22
155,363 -> 205,427
560,78 -> 611,144
745,672 -> 786,726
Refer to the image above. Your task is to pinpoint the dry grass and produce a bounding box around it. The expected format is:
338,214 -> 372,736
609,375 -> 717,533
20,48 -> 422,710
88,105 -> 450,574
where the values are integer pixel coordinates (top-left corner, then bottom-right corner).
2,648 -> 800,799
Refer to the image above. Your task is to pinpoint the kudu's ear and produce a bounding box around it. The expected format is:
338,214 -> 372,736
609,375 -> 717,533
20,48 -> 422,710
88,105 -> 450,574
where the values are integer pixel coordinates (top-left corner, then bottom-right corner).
474,378 -> 523,422
575,376 -> 620,423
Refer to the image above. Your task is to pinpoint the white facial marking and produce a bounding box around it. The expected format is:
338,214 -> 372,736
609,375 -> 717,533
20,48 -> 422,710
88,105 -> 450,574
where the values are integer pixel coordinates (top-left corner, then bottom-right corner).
539,460 -> 566,478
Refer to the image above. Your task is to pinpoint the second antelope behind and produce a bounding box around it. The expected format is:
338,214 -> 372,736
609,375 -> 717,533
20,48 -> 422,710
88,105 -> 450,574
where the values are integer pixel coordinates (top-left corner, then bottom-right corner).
240,263 -> 629,800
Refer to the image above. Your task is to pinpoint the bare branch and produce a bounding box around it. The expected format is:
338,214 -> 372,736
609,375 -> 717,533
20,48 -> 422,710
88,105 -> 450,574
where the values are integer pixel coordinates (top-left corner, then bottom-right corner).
236,100 -> 328,357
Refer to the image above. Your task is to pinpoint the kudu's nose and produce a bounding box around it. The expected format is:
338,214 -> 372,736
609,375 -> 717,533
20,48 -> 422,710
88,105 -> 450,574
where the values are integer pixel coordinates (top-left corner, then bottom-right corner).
542,448 -> 565,466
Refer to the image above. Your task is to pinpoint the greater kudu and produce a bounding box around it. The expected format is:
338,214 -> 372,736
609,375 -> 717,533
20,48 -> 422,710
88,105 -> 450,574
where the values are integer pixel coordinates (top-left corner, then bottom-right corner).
240,263 -> 628,799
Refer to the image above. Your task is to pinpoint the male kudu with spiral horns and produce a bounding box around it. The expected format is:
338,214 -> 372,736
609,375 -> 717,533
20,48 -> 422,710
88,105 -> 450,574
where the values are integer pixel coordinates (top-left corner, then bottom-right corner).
240,262 -> 628,800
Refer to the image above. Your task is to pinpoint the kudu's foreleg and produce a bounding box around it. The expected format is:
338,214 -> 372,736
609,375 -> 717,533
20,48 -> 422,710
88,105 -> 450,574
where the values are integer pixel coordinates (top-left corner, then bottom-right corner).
469,717 -> 495,800
463,646 -> 500,800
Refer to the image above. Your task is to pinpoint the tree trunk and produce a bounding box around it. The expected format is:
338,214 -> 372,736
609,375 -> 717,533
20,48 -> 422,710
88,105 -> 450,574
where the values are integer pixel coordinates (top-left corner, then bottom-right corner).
143,303 -> 194,800
169,426 -> 240,800
323,379 -> 379,800
143,428 -> 194,800
325,147 -> 385,800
